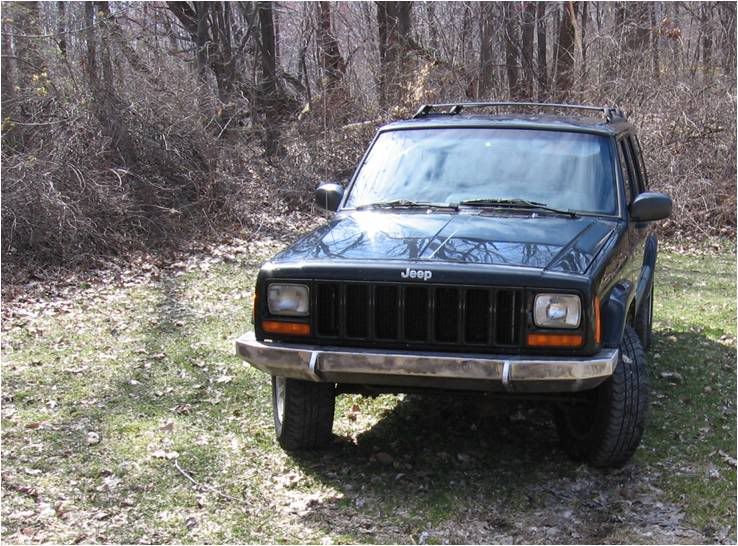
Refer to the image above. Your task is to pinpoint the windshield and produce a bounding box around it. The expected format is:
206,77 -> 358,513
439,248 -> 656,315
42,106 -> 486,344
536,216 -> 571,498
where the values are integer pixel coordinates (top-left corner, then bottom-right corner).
344,128 -> 617,215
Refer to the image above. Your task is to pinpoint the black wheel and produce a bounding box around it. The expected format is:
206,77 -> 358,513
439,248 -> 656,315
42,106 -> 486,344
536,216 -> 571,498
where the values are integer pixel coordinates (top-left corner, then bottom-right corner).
554,326 -> 649,467
271,376 -> 335,450
635,282 -> 654,351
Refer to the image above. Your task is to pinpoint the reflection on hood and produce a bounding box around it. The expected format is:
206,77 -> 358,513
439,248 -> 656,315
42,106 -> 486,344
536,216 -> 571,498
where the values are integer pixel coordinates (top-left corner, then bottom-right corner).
272,211 -> 618,275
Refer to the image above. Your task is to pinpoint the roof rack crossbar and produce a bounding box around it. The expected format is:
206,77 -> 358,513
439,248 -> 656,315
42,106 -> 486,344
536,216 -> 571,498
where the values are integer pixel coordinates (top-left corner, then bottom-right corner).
412,101 -> 626,122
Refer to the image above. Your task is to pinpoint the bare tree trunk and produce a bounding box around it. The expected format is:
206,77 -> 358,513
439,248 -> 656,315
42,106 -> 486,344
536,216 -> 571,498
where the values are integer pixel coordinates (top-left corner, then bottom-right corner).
14,2 -> 45,90
502,2 -> 519,99
57,2 -> 67,60
166,2 -> 209,79
274,1 -> 281,67
520,2 -> 535,99
96,2 -> 114,97
426,2 -> 438,52
536,2 -> 548,99
579,1 -> 587,82
555,1 -> 578,99
376,2 -> 391,106
84,2 -> 99,90
720,2 -> 736,76
195,3 -> 210,80
377,1 -> 411,106
1,18 -> 17,131
258,1 -> 280,156
317,1 -> 346,92
460,2 -> 472,69
620,1 -> 650,55
478,1 -> 495,99
701,3 -> 713,80
210,2 -> 238,104
650,2 -> 660,81
298,3 -> 312,105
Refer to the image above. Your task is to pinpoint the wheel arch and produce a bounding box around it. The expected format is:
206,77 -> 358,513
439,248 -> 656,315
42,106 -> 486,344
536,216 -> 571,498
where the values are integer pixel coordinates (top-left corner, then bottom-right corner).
635,235 -> 658,316
600,280 -> 636,348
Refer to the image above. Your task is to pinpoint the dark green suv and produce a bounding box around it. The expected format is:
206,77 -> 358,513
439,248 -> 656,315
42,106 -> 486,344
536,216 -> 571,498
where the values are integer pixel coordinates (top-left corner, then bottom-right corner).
236,102 -> 672,467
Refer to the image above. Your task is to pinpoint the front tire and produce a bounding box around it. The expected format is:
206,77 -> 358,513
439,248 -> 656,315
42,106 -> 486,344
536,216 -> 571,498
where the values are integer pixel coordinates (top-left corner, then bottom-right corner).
271,376 -> 335,450
554,326 -> 649,467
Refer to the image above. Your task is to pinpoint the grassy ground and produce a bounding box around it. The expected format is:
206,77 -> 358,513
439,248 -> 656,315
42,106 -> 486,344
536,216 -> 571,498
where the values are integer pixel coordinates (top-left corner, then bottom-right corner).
1,240 -> 735,544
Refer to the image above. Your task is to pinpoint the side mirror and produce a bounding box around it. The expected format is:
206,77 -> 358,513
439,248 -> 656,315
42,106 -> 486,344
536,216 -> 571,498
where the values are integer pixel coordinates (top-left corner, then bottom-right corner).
629,192 -> 672,222
315,183 -> 344,212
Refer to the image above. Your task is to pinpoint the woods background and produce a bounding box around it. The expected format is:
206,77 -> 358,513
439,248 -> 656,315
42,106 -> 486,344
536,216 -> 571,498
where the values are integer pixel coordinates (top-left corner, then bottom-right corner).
1,1 -> 736,271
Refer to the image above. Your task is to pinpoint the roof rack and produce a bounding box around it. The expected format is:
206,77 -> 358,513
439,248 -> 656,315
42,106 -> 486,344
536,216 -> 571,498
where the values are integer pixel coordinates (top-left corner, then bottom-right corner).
412,102 -> 626,123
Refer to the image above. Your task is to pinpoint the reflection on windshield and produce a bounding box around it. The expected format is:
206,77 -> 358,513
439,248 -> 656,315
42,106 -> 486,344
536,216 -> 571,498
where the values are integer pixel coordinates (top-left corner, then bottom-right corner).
345,128 -> 616,215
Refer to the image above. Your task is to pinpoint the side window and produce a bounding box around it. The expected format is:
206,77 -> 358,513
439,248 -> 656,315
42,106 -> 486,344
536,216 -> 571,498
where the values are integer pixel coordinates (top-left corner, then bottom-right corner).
630,136 -> 649,191
625,137 -> 645,194
617,139 -> 634,205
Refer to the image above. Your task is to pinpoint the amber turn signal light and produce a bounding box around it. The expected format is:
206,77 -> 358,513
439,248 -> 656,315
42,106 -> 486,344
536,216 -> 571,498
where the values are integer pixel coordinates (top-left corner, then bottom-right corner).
262,320 -> 310,336
527,333 -> 584,348
594,296 -> 601,345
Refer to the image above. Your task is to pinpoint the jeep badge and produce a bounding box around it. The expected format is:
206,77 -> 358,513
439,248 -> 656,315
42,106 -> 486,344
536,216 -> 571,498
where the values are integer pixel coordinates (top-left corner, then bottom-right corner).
401,267 -> 432,281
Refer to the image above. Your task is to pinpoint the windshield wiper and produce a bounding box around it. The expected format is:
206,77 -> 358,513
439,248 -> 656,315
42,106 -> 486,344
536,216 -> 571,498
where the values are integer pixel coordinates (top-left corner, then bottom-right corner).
458,198 -> 577,217
355,200 -> 458,211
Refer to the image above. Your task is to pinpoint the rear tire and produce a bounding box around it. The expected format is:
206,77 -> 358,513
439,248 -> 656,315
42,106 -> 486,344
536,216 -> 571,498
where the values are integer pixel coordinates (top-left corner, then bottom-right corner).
271,376 -> 335,450
554,326 -> 649,467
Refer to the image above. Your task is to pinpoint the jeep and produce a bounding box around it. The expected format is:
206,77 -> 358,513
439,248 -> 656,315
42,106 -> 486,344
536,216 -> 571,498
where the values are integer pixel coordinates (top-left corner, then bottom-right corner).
236,101 -> 672,468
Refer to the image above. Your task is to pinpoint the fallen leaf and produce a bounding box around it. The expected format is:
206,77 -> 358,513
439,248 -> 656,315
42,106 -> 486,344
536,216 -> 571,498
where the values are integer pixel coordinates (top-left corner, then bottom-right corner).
718,449 -> 737,468
9,483 -> 38,498
102,475 -> 121,490
173,403 -> 191,415
659,371 -> 684,384
457,453 -> 472,463
151,450 -> 179,460
159,420 -> 175,433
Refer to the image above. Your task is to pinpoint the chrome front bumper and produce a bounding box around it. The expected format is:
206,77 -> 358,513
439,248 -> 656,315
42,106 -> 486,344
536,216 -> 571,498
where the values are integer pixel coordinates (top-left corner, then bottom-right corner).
235,333 -> 618,393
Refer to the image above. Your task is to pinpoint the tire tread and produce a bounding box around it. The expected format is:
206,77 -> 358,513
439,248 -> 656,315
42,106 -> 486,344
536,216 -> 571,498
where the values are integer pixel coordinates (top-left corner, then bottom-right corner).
275,378 -> 335,451
555,326 -> 649,468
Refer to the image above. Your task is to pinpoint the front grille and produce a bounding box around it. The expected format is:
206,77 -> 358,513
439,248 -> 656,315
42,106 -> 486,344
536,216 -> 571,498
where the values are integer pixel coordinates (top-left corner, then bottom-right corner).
314,282 -> 523,351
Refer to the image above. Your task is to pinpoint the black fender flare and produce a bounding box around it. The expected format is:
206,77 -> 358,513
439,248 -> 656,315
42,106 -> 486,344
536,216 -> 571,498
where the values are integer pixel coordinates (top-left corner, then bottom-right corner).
600,280 -> 634,348
635,235 -> 658,315
600,236 -> 657,348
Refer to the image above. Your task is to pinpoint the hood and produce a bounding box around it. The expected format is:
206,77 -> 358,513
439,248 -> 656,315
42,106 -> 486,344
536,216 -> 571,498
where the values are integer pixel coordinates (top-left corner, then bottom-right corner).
271,211 -> 619,275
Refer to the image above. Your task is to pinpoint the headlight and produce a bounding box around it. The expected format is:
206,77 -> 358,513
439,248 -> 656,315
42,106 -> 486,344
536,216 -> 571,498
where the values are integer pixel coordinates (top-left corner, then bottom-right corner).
533,294 -> 581,328
267,284 -> 309,316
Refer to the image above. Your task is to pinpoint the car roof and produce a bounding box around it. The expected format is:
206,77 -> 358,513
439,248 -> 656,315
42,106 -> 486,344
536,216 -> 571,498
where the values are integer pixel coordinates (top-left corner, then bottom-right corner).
380,114 -> 632,137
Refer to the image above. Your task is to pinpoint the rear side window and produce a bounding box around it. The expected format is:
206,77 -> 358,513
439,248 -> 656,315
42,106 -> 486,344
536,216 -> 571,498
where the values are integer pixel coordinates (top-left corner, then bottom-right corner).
629,136 -> 648,192
617,140 -> 634,205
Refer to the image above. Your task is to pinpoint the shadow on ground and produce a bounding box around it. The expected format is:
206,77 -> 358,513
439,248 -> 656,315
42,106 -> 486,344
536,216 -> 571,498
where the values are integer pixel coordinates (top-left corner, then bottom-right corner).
283,329 -> 735,544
